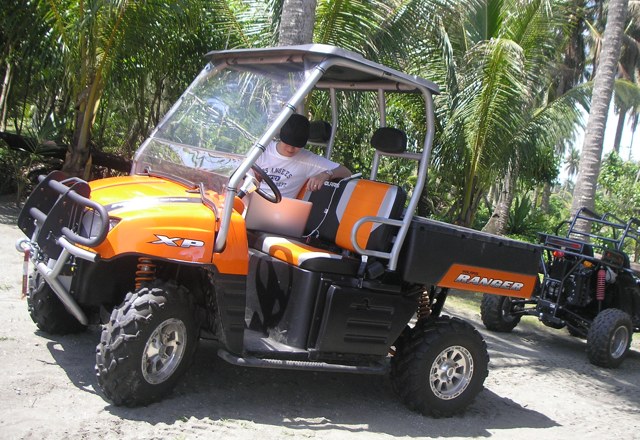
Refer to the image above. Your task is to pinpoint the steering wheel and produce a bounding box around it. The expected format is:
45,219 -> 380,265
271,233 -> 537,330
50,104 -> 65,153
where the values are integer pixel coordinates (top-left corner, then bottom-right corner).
245,164 -> 282,204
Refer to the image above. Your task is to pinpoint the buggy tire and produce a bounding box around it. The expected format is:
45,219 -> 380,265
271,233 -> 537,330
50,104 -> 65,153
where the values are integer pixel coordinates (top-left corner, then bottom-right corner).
95,282 -> 198,406
27,272 -> 87,335
586,308 -> 632,368
390,316 -> 489,417
480,294 -> 521,332
389,325 -> 414,396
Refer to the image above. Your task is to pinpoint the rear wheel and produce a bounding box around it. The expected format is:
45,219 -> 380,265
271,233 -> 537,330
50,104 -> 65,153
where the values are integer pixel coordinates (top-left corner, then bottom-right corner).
27,272 -> 87,335
389,325 -> 413,395
586,308 -> 632,368
480,294 -> 521,332
390,316 -> 489,417
95,281 -> 198,406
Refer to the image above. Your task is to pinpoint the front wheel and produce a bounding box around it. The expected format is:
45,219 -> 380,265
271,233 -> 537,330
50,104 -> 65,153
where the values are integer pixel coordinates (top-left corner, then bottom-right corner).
390,316 -> 489,417
480,294 -> 521,332
27,272 -> 87,335
95,282 -> 198,406
586,308 -> 632,368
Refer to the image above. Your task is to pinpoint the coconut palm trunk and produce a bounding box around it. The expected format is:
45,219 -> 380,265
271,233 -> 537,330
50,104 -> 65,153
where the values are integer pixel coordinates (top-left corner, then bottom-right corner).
571,0 -> 629,232
64,76 -> 103,179
483,156 -> 517,235
278,0 -> 317,45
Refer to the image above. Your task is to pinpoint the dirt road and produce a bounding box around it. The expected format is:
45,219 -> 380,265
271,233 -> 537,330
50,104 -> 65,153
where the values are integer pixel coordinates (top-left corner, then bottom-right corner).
0,199 -> 639,440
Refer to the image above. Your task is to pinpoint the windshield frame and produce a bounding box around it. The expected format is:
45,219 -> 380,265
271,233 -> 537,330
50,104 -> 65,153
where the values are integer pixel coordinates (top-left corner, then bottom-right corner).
131,59 -> 317,194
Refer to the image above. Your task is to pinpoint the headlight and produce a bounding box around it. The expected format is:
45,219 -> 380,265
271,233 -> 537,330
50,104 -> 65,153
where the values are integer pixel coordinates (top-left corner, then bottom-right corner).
80,210 -> 120,239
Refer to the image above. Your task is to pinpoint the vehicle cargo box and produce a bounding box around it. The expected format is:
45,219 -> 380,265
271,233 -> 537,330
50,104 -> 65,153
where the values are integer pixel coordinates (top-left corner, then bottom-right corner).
399,217 -> 542,298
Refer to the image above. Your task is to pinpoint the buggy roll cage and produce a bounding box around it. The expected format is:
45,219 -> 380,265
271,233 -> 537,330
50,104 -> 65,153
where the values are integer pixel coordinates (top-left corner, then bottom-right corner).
208,44 -> 440,272
563,207 -> 640,255
538,207 -> 640,281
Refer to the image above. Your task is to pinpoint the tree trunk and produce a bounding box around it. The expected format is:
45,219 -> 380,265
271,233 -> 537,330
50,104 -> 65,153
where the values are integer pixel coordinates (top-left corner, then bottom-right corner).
271,0 -> 317,117
613,108 -> 627,155
629,112 -> 638,161
540,182 -> 551,213
570,0 -> 628,234
0,46 -> 14,132
278,0 -> 317,45
483,159 -> 517,235
62,70 -> 104,179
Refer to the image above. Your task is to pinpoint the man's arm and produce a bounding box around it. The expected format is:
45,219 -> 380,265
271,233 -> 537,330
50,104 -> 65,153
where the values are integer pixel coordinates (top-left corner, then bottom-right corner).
328,165 -> 352,179
306,164 -> 352,192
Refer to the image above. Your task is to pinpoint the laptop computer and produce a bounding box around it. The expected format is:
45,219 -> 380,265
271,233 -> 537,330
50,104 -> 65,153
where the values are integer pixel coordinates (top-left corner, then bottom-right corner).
244,193 -> 313,237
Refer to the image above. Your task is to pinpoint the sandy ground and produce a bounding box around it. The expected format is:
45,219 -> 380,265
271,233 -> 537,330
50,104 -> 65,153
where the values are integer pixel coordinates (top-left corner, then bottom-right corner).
0,198 -> 639,440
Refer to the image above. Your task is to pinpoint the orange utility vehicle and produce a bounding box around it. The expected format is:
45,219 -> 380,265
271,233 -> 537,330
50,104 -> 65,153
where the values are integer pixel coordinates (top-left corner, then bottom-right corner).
16,45 -> 541,416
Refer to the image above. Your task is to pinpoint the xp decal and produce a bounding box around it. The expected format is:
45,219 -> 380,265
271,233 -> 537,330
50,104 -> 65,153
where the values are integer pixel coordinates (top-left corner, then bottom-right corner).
151,234 -> 205,248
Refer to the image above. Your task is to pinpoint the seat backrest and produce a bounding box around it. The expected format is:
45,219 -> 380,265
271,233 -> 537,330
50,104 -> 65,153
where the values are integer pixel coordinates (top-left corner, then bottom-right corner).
308,120 -> 332,145
370,126 -> 407,153
303,178 -> 349,241
334,179 -> 406,252
304,178 -> 405,253
304,126 -> 408,254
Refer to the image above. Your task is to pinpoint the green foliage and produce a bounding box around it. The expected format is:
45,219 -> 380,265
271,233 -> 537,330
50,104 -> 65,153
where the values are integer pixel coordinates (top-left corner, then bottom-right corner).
545,191 -> 573,231
596,152 -> 640,221
501,192 -> 573,243
506,195 -> 544,241
410,0 -> 584,226
95,1 -> 226,156
0,149 -> 17,195
471,202 -> 491,230
0,115 -> 65,201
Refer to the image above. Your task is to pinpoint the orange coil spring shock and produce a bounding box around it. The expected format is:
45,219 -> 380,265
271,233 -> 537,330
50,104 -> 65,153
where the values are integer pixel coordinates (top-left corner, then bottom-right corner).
417,290 -> 431,321
596,268 -> 606,301
135,258 -> 156,290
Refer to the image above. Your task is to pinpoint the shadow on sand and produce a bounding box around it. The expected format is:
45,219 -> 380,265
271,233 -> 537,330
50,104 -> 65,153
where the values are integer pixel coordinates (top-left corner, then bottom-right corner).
44,329 -> 559,439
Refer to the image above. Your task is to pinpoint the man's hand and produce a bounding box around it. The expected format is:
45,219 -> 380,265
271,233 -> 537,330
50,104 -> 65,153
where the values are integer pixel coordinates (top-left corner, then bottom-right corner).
307,171 -> 330,191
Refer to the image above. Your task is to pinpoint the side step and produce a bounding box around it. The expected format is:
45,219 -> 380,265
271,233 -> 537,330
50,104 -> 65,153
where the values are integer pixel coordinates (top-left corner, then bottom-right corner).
217,349 -> 388,375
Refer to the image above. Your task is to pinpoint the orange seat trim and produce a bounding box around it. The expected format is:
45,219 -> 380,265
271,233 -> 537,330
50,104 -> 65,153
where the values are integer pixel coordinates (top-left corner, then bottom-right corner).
261,236 -> 341,266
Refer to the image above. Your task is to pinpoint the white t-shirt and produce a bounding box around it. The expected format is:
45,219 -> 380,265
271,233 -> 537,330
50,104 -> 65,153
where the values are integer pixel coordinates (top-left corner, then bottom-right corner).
255,141 -> 338,198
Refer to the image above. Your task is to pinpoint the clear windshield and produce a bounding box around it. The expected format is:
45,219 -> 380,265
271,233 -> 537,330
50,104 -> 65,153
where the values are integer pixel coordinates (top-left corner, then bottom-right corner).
132,60 -> 310,192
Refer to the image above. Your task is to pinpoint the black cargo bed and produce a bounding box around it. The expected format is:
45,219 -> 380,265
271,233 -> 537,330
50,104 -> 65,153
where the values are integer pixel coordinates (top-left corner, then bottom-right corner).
399,217 -> 541,298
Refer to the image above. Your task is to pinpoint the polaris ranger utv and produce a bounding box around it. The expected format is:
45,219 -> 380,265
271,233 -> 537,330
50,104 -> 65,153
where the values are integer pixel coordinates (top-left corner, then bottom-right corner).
481,208 -> 640,368
16,45 -> 541,416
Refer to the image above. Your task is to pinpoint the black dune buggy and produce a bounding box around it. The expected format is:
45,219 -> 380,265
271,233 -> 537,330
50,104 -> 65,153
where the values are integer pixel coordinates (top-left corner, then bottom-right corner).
481,207 -> 640,368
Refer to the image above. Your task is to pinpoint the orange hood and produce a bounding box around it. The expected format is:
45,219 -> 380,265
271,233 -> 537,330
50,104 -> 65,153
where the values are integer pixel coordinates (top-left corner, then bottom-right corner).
89,175 -> 218,263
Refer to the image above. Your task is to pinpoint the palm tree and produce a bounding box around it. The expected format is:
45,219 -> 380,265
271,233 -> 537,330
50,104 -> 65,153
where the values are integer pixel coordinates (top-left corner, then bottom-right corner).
0,1 -> 52,132
565,146 -> 581,179
571,0 -> 629,231
596,2 -> 640,155
37,0 -> 202,178
409,0 -> 584,229
93,3 -> 225,160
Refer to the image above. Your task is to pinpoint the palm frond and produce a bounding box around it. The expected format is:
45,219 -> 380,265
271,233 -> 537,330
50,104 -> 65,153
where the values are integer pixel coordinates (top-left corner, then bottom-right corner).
613,78 -> 640,111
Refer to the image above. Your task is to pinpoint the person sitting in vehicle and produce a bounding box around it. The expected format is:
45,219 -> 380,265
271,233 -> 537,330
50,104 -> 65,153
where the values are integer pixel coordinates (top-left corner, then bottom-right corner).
255,114 -> 351,198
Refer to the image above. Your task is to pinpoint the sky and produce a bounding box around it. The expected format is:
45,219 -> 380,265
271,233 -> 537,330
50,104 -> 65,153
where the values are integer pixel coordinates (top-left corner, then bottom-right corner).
562,105 -> 639,182
602,106 -> 639,161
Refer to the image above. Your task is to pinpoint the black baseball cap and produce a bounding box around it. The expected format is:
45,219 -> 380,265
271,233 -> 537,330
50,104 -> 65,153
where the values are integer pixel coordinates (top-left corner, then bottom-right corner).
279,114 -> 310,148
